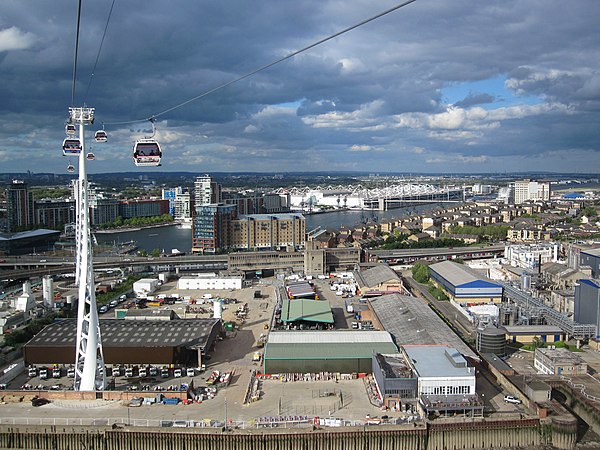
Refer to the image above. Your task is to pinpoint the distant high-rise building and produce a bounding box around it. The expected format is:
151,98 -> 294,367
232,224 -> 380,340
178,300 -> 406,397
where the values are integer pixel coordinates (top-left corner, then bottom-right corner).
162,187 -> 183,216
6,180 -> 34,231
513,179 -> 551,204
119,199 -> 170,219
173,191 -> 192,221
192,203 -> 237,254
194,175 -> 221,205
34,198 -> 76,230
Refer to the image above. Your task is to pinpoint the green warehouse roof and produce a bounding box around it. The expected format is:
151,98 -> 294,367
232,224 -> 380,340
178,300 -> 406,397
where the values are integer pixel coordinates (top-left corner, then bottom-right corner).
280,298 -> 334,323
265,331 -> 398,360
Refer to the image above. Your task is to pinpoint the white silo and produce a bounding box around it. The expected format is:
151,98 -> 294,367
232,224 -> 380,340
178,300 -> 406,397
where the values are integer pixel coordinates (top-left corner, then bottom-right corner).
213,299 -> 223,319
42,275 -> 54,308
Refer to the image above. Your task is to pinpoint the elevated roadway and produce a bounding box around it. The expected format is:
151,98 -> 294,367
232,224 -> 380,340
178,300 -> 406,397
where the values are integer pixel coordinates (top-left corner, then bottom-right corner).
0,255 -> 228,278
1,246 -> 505,279
367,244 -> 505,264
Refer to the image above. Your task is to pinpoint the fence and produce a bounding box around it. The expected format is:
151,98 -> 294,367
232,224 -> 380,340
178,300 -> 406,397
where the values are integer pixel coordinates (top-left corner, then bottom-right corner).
0,416 -> 367,430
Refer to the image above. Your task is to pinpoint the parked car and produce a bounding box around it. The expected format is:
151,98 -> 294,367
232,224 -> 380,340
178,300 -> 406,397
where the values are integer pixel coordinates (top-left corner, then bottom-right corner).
504,395 -> 522,404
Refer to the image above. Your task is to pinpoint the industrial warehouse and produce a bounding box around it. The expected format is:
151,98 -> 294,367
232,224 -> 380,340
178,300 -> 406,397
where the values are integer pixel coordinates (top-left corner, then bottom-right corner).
368,293 -> 479,360
428,261 -> 503,304
263,330 -> 398,374
23,318 -> 221,367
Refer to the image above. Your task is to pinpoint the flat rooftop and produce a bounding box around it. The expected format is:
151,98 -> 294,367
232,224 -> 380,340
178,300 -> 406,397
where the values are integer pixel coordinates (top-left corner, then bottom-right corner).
375,353 -> 413,379
265,331 -> 398,360
504,325 -> 563,335
403,345 -> 474,378
25,318 -> 219,350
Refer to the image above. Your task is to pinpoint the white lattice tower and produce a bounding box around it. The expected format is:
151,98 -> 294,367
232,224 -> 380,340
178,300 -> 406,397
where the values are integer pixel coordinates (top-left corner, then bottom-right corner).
71,107 -> 106,391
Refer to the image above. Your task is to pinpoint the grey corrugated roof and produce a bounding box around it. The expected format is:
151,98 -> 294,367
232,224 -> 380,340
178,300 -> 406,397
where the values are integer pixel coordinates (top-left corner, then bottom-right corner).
429,261 -> 481,287
503,325 -> 563,335
125,309 -> 176,318
268,330 -> 394,344
353,264 -> 400,288
25,318 -> 219,349
369,294 -> 478,359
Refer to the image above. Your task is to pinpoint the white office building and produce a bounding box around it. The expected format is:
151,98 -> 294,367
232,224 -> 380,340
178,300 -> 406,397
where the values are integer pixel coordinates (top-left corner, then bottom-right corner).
403,345 -> 476,396
504,243 -> 558,270
513,179 -> 551,204
177,273 -> 243,290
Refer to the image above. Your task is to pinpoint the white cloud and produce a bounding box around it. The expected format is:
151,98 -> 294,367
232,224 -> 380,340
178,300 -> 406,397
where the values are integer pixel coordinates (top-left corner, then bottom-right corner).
349,144 -> 371,152
393,102 -> 572,143
302,100 -> 385,129
0,27 -> 37,52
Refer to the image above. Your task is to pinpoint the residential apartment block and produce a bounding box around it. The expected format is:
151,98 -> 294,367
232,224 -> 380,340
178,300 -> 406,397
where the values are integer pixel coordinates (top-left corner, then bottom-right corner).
6,180 -> 34,232
513,179 -> 551,204
230,214 -> 305,251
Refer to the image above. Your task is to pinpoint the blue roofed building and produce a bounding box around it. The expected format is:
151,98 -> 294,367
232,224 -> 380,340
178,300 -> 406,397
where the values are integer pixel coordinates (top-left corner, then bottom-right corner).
574,279 -> 600,338
563,192 -> 585,199
428,260 -> 503,304
580,248 -> 600,278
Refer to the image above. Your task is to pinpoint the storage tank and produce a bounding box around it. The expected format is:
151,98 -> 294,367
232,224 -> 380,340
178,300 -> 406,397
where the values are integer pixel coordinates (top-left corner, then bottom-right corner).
42,275 -> 53,308
213,299 -> 223,319
521,273 -> 532,291
476,324 -> 507,356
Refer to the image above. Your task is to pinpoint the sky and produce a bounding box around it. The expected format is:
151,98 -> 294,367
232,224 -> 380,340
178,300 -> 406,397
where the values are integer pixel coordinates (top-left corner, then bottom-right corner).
0,0 -> 599,174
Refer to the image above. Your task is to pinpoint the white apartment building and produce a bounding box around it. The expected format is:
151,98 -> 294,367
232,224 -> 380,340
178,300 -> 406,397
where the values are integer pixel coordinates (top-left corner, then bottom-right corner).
513,179 -> 551,204
504,243 -> 558,270
194,175 -> 221,205
173,191 -> 191,221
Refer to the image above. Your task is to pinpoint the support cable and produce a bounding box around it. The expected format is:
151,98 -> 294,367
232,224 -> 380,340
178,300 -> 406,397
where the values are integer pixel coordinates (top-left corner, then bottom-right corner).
84,0 -> 118,103
71,0 -> 84,106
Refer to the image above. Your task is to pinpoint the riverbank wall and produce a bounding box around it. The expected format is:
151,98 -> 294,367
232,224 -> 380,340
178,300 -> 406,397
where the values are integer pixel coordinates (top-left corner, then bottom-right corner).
0,417 -> 566,450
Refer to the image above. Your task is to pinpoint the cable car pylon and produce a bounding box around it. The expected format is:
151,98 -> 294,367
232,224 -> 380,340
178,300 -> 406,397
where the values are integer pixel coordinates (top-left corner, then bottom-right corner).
68,106 -> 106,392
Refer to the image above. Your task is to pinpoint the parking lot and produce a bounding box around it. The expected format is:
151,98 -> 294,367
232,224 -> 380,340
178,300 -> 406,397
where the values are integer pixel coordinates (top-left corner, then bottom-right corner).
0,275 -> 530,426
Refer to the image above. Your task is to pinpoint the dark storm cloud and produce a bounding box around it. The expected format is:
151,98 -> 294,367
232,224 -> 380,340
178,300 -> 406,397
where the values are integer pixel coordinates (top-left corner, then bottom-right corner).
454,93 -> 495,108
0,0 -> 599,173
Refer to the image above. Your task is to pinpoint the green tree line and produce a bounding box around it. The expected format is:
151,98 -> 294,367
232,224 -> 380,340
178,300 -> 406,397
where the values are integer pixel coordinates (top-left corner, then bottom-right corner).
98,214 -> 173,229
380,235 -> 468,250
447,225 -> 509,241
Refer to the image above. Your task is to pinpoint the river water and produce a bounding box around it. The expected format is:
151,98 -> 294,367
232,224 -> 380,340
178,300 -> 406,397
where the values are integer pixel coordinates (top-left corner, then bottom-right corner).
94,203 -> 449,253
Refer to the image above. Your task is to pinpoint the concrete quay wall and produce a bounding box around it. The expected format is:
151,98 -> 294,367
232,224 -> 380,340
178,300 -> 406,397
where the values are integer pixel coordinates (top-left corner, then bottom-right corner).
0,418 -> 561,450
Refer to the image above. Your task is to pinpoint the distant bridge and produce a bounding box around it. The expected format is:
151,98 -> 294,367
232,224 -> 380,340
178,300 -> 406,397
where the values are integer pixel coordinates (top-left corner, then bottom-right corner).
277,183 -> 464,211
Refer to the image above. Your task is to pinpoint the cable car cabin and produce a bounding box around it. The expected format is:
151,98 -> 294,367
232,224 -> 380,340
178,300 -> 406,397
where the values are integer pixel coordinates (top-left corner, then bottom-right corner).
86,152 -> 95,160
133,139 -> 162,167
66,164 -> 75,173
62,138 -> 82,156
65,123 -> 76,135
94,130 -> 108,142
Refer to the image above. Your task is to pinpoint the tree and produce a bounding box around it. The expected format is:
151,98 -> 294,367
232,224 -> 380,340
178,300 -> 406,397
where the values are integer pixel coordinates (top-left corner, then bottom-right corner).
412,263 -> 430,283
531,336 -> 545,349
151,248 -> 161,257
